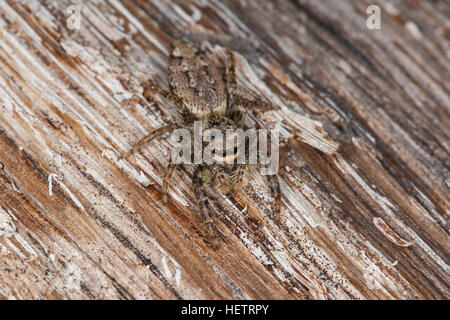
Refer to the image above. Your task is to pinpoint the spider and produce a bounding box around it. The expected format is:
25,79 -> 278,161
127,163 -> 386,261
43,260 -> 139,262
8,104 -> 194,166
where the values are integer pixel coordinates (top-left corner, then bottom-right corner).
123,40 -> 280,249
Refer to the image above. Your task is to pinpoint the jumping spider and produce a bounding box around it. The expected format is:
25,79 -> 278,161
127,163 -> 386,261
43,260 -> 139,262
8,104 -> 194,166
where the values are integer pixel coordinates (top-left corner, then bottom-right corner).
123,40 -> 280,249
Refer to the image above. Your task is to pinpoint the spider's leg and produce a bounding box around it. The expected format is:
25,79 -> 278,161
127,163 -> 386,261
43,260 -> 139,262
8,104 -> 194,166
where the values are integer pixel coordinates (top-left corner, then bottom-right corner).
121,124 -> 175,159
193,167 -> 220,249
224,51 -> 277,124
162,159 -> 181,205
235,96 -> 276,113
142,76 -> 184,110
265,174 -> 281,222
225,49 -> 238,110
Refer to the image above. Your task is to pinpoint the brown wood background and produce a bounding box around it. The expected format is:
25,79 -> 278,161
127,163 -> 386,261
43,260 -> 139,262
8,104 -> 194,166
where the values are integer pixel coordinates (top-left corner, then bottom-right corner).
0,0 -> 448,299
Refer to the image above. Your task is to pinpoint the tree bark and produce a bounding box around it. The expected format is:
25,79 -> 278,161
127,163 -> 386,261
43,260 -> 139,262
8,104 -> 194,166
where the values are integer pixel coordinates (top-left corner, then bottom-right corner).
0,0 -> 448,299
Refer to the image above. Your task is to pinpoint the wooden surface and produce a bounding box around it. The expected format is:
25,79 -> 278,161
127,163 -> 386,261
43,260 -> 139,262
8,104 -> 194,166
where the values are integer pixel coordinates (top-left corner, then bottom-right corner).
0,0 -> 449,299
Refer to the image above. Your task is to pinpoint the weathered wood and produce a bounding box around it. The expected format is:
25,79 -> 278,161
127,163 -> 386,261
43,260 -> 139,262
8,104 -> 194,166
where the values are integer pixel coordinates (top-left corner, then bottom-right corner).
0,0 -> 449,299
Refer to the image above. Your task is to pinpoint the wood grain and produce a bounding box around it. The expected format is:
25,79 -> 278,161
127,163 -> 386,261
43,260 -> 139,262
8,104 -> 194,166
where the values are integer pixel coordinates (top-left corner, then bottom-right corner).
0,0 -> 448,299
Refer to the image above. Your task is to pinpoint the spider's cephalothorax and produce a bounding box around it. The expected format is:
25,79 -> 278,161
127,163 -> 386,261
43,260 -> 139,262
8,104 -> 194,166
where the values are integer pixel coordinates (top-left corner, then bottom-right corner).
124,40 -> 280,249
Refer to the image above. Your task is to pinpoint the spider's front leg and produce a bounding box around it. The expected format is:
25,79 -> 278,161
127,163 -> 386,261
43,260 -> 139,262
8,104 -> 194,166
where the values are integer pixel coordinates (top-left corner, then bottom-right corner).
224,49 -> 246,125
225,49 -> 238,108
262,131 -> 282,222
121,124 -> 175,159
141,75 -> 184,110
266,174 -> 281,222
162,158 -> 183,205
193,166 -> 221,250
235,97 -> 276,113
225,50 -> 278,116
121,75 -> 184,160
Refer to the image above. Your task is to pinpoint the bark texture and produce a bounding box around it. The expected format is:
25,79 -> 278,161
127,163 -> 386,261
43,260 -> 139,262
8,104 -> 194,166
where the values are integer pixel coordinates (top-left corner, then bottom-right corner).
0,0 -> 449,299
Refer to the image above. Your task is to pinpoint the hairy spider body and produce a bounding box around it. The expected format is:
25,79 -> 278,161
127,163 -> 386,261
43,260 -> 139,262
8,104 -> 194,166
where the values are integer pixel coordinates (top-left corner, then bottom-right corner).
126,40 -> 280,249
169,41 -> 227,119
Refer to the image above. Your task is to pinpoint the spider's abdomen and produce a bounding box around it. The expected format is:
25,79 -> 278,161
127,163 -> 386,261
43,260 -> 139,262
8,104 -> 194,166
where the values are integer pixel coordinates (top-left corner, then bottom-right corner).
168,41 -> 227,120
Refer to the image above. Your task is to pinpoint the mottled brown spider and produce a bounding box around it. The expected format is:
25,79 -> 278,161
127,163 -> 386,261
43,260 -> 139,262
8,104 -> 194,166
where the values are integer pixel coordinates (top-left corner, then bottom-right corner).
123,40 -> 280,249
